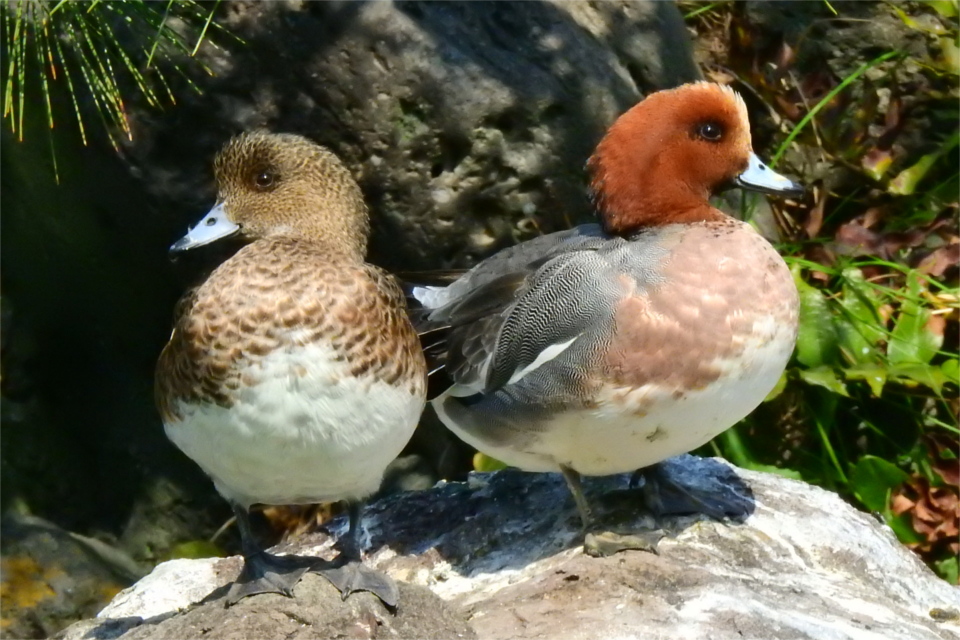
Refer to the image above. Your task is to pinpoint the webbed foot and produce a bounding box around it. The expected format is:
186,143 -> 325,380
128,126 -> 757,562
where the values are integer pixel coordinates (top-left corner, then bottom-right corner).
559,464 -> 665,557
318,560 -> 399,608
583,529 -> 665,557
226,551 -> 316,606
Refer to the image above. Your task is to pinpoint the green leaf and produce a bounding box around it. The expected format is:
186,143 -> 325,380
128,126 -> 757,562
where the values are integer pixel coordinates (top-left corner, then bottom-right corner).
168,540 -> 225,560
887,511 -> 926,545
889,153 -> 940,195
473,452 -> 508,473
764,370 -> 789,401
888,363 -> 949,393
836,268 -> 886,365
793,266 -> 841,368
742,462 -> 804,480
924,0 -> 958,18
850,455 -> 909,512
939,36 -> 960,75
842,364 -> 888,397
683,2 -> 727,20
934,556 -> 959,585
889,130 -> 960,194
861,148 -> 894,181
798,366 -> 850,396
943,358 -> 960,385
888,275 -> 943,365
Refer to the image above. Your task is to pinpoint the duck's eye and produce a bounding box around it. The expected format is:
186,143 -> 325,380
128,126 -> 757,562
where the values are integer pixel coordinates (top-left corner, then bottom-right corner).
697,122 -> 723,142
253,170 -> 277,190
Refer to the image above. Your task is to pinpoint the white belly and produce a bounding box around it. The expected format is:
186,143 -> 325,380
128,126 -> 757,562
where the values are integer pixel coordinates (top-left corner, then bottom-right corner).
165,343 -> 424,508
436,317 -> 794,476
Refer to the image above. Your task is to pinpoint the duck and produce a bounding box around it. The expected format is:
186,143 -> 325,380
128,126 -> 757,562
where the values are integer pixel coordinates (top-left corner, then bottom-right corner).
155,131 -> 427,606
411,82 -> 802,548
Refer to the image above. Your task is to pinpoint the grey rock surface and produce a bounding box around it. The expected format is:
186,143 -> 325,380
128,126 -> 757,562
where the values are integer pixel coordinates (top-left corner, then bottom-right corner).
58,576 -> 475,640
132,0 -> 700,269
57,456 -> 960,640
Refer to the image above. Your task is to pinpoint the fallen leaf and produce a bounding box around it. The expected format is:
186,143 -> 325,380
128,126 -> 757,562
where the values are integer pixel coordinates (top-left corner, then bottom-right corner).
916,242 -> 960,277
892,493 -> 916,515
862,148 -> 894,181
805,189 -> 827,238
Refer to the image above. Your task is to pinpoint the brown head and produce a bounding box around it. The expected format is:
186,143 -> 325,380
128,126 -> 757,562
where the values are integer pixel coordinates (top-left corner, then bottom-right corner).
170,131 -> 369,260
587,82 -> 802,236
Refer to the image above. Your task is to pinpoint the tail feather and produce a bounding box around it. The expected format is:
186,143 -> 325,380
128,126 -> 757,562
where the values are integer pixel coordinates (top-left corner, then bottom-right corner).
402,272 -> 463,399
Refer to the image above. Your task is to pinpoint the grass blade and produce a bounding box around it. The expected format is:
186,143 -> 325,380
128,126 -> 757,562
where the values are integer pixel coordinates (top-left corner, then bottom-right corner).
771,51 -> 901,167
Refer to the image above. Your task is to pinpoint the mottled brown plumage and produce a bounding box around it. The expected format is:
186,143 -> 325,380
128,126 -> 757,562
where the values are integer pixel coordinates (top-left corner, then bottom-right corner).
154,131 -> 426,606
156,132 -> 425,423
156,238 -> 425,423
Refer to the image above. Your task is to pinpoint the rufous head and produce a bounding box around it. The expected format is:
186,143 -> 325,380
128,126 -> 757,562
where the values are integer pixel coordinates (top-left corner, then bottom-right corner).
587,82 -> 802,235
169,131 -> 369,259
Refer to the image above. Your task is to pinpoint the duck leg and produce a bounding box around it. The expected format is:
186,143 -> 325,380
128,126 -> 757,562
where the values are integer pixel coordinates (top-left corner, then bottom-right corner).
559,463 -> 594,527
560,464 -> 663,558
317,502 -> 399,608
225,504 -> 316,606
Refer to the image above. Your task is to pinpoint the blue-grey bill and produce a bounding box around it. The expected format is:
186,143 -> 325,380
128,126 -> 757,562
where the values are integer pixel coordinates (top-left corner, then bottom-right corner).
733,153 -> 804,196
169,203 -> 240,253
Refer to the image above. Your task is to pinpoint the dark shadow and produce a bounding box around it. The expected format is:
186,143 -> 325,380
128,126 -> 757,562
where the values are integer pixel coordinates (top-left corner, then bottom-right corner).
79,617 -> 147,640
341,455 -> 755,578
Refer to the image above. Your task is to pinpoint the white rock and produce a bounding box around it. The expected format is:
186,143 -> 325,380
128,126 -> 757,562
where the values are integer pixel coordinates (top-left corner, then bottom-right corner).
98,557 -> 236,621
64,456 -> 960,640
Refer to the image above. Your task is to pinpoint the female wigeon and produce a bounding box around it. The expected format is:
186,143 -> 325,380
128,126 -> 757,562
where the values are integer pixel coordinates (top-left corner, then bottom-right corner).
412,82 -> 802,546
156,132 -> 427,605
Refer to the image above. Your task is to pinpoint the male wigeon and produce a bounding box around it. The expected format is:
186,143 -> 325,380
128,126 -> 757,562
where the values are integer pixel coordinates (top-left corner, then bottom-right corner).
412,82 -> 802,545
156,132 -> 427,605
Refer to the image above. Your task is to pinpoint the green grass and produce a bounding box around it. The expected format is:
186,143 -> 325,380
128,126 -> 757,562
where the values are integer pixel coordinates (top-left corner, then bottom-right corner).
769,51 -> 902,167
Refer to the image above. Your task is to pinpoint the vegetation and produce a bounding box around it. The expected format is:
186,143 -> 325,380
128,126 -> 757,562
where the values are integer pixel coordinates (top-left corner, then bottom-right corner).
681,0 -> 959,583
1,0 -> 231,175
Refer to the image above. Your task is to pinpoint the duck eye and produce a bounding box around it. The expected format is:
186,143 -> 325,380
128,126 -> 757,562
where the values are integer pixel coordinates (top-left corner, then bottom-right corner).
697,122 -> 723,142
253,170 -> 277,190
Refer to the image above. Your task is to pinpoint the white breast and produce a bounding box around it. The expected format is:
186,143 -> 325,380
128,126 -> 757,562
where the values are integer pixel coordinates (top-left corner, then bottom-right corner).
165,342 -> 424,508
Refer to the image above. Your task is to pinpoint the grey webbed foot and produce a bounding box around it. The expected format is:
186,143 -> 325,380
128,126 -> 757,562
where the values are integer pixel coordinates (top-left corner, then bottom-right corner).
225,504 -> 320,607
560,464 -> 664,557
226,550 -> 316,606
317,560 -> 399,608
584,529 -> 665,557
225,501 -> 400,608
316,501 -> 399,608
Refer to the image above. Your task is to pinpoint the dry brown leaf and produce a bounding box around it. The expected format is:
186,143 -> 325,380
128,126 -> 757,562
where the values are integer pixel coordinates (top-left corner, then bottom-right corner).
805,188 -> 827,238
916,242 -> 960,277
892,493 -> 916,515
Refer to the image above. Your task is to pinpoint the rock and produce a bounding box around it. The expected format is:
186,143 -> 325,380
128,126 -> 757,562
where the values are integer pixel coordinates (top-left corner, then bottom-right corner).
0,513 -> 145,639
57,456 -> 960,640
59,576 -> 475,640
129,0 -> 700,269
